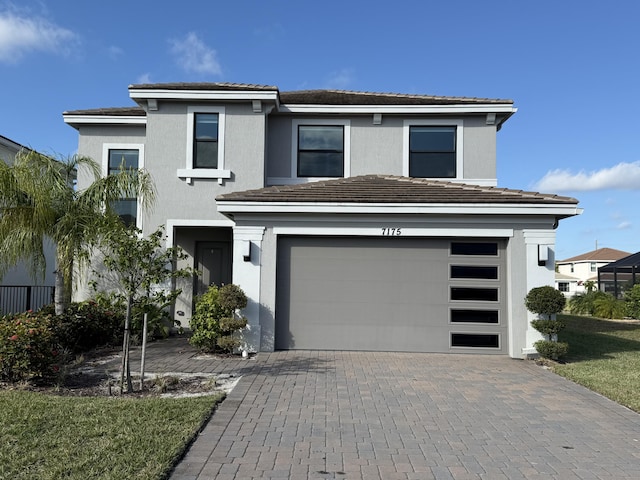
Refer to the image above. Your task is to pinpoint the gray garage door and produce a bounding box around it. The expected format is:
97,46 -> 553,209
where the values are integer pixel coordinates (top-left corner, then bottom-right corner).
276,236 -> 507,353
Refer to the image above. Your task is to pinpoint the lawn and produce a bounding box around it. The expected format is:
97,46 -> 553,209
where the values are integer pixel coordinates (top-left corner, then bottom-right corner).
554,314 -> 640,412
0,391 -> 224,480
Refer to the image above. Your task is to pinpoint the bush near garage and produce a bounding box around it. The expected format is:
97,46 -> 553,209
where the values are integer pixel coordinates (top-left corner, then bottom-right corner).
189,284 -> 248,353
526,285 -> 569,360
0,310 -> 59,382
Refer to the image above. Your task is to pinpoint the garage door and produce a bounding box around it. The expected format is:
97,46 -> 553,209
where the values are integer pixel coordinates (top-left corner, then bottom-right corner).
276,236 -> 507,353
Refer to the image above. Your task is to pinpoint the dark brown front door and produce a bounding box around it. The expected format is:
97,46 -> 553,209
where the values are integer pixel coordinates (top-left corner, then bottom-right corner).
195,241 -> 232,295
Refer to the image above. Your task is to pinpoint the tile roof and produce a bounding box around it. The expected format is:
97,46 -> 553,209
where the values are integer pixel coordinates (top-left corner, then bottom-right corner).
128,82 -> 279,91
63,106 -> 146,116
216,175 -> 578,205
559,247 -> 632,263
279,89 -> 513,106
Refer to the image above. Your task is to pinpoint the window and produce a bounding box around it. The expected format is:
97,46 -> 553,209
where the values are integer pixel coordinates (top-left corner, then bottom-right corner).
108,148 -> 139,227
590,262 -> 597,272
451,242 -> 498,256
451,333 -> 499,349
451,287 -> 498,302
570,263 -> 575,273
291,119 -> 350,180
451,309 -> 499,324
178,106 -> 230,184
297,125 -> 344,177
450,265 -> 498,280
193,113 -> 218,168
558,282 -> 569,292
403,120 -> 463,179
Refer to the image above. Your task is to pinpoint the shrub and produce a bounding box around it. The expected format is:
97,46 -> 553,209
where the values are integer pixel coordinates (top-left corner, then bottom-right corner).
568,290 -> 607,316
190,284 -> 248,353
624,284 -> 640,319
593,293 -> 626,319
530,318 -> 565,336
525,286 -> 566,319
40,301 -> 123,353
0,311 -> 59,382
534,340 -> 569,360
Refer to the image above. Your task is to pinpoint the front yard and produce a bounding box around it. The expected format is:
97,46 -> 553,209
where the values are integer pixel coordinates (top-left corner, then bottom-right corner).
0,391 -> 223,480
554,314 -> 640,413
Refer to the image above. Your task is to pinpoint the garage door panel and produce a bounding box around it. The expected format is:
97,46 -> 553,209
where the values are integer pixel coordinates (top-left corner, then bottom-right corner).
276,236 -> 507,353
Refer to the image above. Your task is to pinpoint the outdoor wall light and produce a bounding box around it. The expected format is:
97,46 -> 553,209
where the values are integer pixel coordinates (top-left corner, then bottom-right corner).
538,245 -> 549,266
242,240 -> 252,262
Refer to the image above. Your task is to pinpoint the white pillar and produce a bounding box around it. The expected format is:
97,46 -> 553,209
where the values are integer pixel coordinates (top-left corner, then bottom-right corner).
232,226 -> 265,352
522,229 -> 556,356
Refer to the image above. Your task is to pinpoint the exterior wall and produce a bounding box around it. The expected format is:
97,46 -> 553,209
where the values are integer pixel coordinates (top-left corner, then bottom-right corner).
266,114 -> 497,184
1,139 -> 56,289
557,261 -> 601,283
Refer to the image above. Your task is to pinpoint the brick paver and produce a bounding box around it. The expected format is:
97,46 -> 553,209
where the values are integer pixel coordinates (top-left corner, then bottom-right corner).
135,338 -> 640,479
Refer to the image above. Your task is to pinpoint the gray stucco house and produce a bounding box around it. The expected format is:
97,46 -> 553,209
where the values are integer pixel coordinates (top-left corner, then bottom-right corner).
64,82 -> 581,358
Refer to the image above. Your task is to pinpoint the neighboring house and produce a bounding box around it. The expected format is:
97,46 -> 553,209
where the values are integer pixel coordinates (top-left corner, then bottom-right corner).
63,82 -> 582,358
0,135 -> 56,314
555,247 -> 631,296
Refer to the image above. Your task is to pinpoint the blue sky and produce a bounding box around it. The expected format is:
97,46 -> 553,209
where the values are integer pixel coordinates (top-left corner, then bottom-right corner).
1,0 -> 639,260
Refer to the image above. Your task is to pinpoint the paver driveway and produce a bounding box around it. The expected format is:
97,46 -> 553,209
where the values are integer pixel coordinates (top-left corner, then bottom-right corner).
170,350 -> 640,479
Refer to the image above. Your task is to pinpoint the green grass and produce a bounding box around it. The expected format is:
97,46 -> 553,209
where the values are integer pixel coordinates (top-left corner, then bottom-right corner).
0,391 -> 224,480
554,314 -> 640,412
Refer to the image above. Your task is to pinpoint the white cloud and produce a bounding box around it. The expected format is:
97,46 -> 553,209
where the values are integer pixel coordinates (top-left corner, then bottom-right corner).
0,10 -> 77,62
169,32 -> 221,76
617,221 -> 632,230
137,73 -> 152,84
325,68 -> 355,90
534,161 -> 640,192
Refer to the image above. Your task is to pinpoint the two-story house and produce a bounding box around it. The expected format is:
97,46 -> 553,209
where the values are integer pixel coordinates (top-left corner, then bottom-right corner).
0,135 -> 56,314
63,82 -> 581,358
555,247 -> 631,297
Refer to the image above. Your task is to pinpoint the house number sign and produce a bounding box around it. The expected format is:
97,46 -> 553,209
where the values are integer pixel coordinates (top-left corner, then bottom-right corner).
381,227 -> 402,236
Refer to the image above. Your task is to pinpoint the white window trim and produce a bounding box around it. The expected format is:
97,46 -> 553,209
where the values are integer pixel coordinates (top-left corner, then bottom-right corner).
290,118 -> 351,181
179,106 -> 230,185
102,143 -> 145,230
402,119 -> 463,179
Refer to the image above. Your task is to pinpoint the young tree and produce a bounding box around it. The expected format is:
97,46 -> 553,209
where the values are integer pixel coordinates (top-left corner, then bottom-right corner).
0,150 -> 155,314
92,225 -> 193,393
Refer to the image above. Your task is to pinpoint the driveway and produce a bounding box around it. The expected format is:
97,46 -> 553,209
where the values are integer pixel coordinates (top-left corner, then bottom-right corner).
170,351 -> 640,479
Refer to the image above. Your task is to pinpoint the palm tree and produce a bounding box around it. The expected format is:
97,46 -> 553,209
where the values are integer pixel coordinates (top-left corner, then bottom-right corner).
0,150 -> 155,314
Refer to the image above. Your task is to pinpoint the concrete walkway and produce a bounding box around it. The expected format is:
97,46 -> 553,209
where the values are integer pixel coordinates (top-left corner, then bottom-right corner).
138,337 -> 640,479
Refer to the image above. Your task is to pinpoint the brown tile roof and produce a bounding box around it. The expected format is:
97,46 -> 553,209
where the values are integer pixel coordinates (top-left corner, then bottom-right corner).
63,106 -> 146,116
217,175 -> 578,205
279,89 -> 513,106
559,247 -> 632,263
128,82 -> 279,91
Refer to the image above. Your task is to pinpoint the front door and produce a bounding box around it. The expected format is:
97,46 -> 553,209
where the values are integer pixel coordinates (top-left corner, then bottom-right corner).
195,241 -> 232,295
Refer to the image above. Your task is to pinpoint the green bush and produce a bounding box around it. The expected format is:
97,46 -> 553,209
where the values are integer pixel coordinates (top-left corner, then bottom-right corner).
0,311 -> 60,382
568,290 -> 607,315
625,284 -> 640,319
530,318 -> 565,336
534,340 -> 569,360
190,284 -> 247,353
40,301 -> 123,353
593,293 -> 626,319
525,286 -> 566,319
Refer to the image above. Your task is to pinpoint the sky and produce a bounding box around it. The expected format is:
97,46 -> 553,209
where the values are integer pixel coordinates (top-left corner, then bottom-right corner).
1,0 -> 639,260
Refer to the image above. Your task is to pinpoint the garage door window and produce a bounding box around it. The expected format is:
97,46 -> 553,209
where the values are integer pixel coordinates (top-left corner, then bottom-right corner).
451,287 -> 498,302
451,333 -> 500,348
451,242 -> 498,256
450,265 -> 498,279
451,309 -> 499,324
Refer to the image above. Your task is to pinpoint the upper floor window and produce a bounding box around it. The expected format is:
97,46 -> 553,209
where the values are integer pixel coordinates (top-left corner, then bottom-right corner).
178,106 -> 230,184
107,147 -> 141,227
590,262 -> 597,272
291,119 -> 350,181
193,113 -> 219,168
403,120 -> 463,179
297,125 -> 344,177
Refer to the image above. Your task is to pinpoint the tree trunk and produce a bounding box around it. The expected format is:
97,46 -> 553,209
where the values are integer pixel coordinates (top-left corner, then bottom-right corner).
120,295 -> 133,393
139,313 -> 148,391
54,266 -> 65,315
